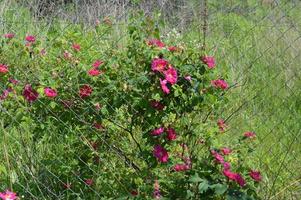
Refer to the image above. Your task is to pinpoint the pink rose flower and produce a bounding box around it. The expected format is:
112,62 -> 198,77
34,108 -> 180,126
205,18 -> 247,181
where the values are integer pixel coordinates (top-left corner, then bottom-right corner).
3,33 -> 15,39
249,170 -> 262,182
72,43 -> 81,51
223,169 -> 237,181
25,35 -> 36,43
151,127 -> 165,136
184,75 -> 192,81
223,170 -> 246,187
211,150 -> 224,164
160,79 -> 170,94
151,58 -> 168,72
92,60 -> 103,68
211,79 -> 229,90
202,56 -> 216,69
223,162 -> 231,170
163,67 -> 177,85
168,46 -> 178,52
235,174 -> 246,187
244,131 -> 256,138
153,145 -> 169,163
0,190 -> 18,200
44,87 -> 57,98
88,69 -> 102,76
79,84 -> 93,98
85,179 -> 93,186
0,89 -> 10,101
147,39 -> 165,48
23,84 -> 39,103
0,64 -> 8,74
217,119 -> 227,132
221,147 -> 232,155
166,128 -> 177,141
173,164 -> 190,172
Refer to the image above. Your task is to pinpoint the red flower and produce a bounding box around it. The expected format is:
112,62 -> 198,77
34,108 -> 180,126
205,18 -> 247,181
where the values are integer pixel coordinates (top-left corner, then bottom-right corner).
235,174 -> 246,187
163,67 -> 178,85
0,64 -> 8,74
151,58 -> 168,72
3,33 -> 15,39
211,150 -> 224,164
23,84 -> 39,103
85,179 -> 93,186
168,46 -> 178,52
173,164 -> 190,172
160,79 -> 170,94
202,56 -> 216,69
151,127 -> 164,136
244,131 -> 256,138
150,100 -> 165,111
217,119 -> 227,132
153,145 -> 169,163
223,169 -> 237,181
223,162 -> 231,170
147,39 -> 165,48
249,170 -> 262,182
166,128 -> 177,141
221,147 -> 232,155
88,68 -> 102,76
79,84 -> 93,98
72,43 -> 81,51
44,87 -> 57,98
211,79 -> 229,90
223,170 -> 246,187
92,60 -> 103,68
25,35 -> 36,43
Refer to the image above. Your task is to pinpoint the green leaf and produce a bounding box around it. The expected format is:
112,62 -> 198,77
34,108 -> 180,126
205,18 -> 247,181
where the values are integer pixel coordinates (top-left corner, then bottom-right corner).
198,179 -> 209,193
211,183 -> 227,195
226,190 -> 255,200
186,190 -> 194,198
49,101 -> 57,109
189,173 -> 202,183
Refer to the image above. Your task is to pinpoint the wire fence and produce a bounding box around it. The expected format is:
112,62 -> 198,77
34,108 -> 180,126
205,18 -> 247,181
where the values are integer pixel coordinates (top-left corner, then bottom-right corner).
0,0 -> 301,199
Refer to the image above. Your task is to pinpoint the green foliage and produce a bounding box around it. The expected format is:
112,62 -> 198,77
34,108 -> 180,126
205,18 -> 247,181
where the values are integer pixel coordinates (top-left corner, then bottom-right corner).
2,0 -> 301,199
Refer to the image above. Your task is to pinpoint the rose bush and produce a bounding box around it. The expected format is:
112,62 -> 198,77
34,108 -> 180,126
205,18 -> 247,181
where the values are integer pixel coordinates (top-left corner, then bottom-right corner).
0,13 -> 261,199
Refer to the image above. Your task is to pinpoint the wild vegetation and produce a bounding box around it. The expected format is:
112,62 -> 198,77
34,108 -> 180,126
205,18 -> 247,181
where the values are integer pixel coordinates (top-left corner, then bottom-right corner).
0,0 -> 301,199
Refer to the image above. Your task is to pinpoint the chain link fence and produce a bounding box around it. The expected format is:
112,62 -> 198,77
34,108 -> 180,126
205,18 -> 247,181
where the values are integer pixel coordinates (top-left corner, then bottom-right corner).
0,0 -> 300,199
